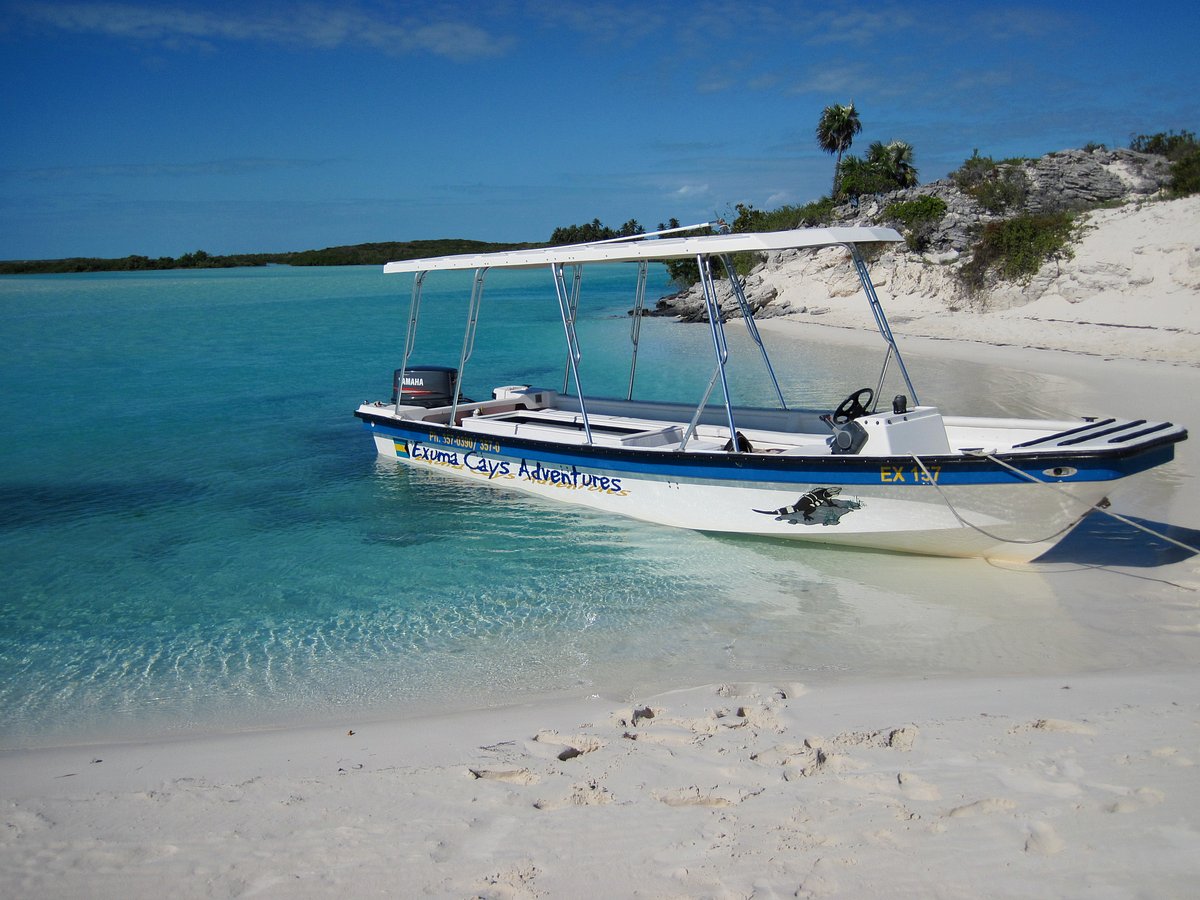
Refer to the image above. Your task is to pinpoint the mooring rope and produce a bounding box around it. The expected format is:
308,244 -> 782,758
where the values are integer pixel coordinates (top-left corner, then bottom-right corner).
909,454 -> 1077,545
910,451 -> 1200,555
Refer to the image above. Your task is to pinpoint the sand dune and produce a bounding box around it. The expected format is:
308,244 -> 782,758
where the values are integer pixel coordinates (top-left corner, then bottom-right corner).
758,194 -> 1200,364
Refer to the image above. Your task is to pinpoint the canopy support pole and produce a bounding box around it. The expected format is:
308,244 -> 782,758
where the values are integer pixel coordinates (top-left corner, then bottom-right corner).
679,364 -> 723,451
395,270 -> 427,415
848,244 -> 919,405
696,254 -> 739,448
552,263 -> 594,444
560,265 -> 583,393
449,267 -> 486,426
626,261 -> 648,400
718,253 -> 787,409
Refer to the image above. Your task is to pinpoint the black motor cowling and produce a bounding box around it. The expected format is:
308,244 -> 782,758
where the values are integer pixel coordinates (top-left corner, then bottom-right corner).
391,366 -> 465,408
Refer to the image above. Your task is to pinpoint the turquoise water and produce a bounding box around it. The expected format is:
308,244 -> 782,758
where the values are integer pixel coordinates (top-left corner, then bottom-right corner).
0,264 -> 801,745
1,265 -> 1194,748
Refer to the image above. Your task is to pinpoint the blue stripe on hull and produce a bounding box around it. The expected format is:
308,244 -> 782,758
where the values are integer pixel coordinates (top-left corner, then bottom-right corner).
359,416 -> 1176,487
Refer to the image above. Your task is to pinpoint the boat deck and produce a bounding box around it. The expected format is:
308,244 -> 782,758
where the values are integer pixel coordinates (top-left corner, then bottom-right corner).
361,390 -> 1184,460
457,407 -> 834,453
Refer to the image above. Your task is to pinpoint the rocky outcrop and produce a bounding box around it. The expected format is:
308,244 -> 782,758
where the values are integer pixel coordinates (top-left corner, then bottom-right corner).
838,147 -> 1170,253
1022,148 -> 1170,212
648,147 -> 1175,323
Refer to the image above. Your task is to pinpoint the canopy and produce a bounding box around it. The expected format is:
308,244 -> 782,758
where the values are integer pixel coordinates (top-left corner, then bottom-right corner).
383,226 -> 904,274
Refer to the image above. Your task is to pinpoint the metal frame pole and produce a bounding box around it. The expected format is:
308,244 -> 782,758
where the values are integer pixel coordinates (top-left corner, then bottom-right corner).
395,270 -> 427,414
560,265 -> 583,393
718,253 -> 787,409
626,260 -> 648,400
848,244 -> 919,405
552,263 -> 594,444
449,267 -> 486,426
696,254 -> 739,448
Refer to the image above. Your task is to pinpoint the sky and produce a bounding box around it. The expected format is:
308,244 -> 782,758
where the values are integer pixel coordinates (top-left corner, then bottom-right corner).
1,0 -> 1197,260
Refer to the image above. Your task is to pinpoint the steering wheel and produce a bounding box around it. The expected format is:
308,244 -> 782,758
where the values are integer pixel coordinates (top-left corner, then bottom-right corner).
832,387 -> 875,424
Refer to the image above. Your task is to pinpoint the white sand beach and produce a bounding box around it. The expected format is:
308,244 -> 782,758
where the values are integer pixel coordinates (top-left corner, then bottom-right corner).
3,199 -> 1199,898
757,194 -> 1200,365
3,669 -> 1198,898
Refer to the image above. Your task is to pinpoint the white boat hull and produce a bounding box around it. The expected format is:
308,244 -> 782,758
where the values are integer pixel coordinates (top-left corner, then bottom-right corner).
368,429 -> 1113,561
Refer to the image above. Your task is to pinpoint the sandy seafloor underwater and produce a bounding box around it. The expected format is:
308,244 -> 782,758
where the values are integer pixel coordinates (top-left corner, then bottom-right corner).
1,264 -> 1197,749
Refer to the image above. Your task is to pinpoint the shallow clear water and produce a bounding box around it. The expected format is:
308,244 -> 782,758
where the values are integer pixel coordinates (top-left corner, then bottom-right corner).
1,265 -> 1195,748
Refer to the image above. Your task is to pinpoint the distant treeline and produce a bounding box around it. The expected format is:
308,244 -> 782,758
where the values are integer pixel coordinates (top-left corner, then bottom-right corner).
0,239 -> 539,275
548,218 -> 645,245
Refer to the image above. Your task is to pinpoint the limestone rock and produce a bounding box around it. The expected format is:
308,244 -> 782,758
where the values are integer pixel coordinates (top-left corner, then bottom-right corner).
648,145 -> 1177,321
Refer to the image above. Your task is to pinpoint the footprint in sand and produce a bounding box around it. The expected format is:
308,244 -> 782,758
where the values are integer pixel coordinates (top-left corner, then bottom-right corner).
653,785 -> 764,808
1106,786 -> 1165,814
945,797 -> 1018,818
622,725 -> 699,747
796,857 -> 845,897
750,742 -> 836,780
473,862 -> 541,899
531,730 -> 605,762
617,708 -> 720,744
1150,746 -> 1194,766
0,808 -> 55,841
467,768 -> 539,785
532,780 -> 614,810
826,725 -> 919,750
1024,821 -> 1066,855
716,682 -> 804,702
731,703 -> 785,733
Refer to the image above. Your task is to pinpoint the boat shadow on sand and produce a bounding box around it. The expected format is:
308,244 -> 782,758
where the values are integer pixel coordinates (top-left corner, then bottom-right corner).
1035,513 -> 1200,568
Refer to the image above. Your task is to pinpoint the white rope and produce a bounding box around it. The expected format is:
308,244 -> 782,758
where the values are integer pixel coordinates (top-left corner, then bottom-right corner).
909,454 -> 1076,545
910,451 -> 1199,555
975,451 -> 1200,555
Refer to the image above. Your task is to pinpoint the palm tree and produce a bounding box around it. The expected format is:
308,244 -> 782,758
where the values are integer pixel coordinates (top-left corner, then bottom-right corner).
816,102 -> 862,196
866,140 -> 918,189
835,155 -> 880,201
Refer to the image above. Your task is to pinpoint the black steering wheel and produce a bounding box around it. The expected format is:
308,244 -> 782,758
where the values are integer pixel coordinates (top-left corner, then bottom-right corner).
832,387 -> 874,424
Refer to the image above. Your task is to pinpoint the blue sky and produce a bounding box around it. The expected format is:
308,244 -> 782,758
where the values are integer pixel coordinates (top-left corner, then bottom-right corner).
2,0 -> 1197,260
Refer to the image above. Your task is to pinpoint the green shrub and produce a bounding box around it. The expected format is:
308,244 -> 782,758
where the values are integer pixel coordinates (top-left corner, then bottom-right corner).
950,149 -> 996,191
959,212 -> 1075,290
1130,129 -> 1198,161
729,200 -> 836,233
1170,148 -> 1200,196
884,196 -> 947,228
836,156 -> 897,198
691,200 -> 836,279
950,150 -> 1029,213
976,168 -> 1029,213
884,196 -> 947,251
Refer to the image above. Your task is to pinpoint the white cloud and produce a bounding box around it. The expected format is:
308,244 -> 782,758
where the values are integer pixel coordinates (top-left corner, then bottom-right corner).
787,64 -> 882,98
14,1 -> 514,61
673,183 -> 709,197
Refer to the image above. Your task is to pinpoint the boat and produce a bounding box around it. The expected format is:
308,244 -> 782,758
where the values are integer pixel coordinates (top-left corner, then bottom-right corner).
354,225 -> 1187,560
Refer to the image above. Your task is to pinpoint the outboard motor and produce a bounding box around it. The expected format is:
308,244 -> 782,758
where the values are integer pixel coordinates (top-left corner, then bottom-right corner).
391,366 -> 467,408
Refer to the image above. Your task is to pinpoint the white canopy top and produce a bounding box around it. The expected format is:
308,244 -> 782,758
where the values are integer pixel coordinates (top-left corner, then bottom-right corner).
382,226 -> 903,274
